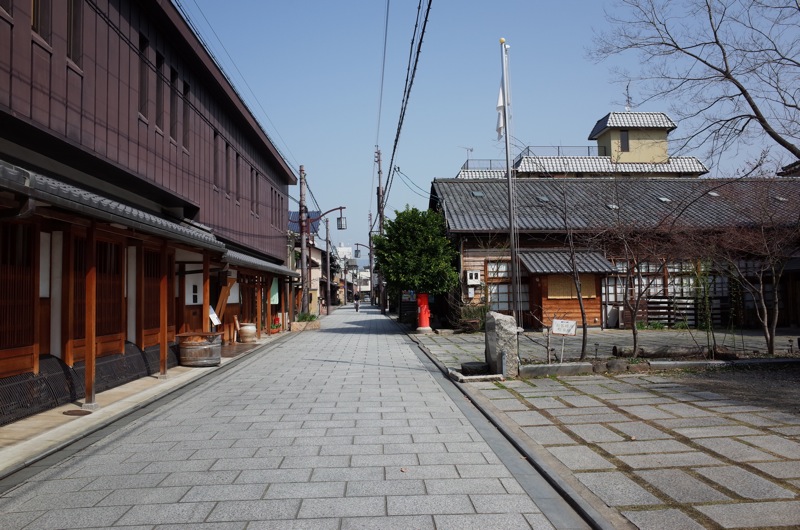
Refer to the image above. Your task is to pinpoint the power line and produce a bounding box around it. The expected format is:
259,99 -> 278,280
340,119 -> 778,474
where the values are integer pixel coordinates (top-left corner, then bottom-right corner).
394,167 -> 430,199
382,0 -> 432,210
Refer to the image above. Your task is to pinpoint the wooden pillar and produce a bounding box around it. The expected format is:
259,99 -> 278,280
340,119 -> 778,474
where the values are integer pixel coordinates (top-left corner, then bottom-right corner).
62,228 -> 74,366
202,252 -> 210,332
159,241 -> 168,378
177,262 -> 186,333
32,225 -> 41,374
256,275 -> 263,338
83,222 -> 98,410
135,242 -> 145,349
265,274 -> 273,333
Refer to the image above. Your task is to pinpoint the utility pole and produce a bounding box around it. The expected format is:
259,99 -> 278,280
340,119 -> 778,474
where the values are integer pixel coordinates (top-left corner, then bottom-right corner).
299,165 -> 309,315
368,212 -> 375,304
325,217 -> 331,316
375,147 -> 387,314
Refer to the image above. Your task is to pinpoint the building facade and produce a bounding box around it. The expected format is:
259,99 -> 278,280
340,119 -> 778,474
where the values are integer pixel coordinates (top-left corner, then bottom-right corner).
0,0 -> 296,423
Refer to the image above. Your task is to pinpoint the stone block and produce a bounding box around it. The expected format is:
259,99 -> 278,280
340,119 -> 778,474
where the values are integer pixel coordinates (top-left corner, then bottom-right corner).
484,312 -> 519,377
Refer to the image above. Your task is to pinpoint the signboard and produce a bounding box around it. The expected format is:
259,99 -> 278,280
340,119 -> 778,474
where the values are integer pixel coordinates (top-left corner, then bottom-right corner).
551,319 -> 576,336
209,307 -> 222,326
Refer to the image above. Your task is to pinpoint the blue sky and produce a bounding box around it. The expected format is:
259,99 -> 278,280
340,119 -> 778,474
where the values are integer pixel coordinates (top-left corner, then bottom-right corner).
173,1 -> 732,261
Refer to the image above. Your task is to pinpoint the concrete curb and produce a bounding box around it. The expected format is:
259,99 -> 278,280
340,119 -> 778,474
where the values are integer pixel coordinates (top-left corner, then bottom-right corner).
407,332 -> 622,530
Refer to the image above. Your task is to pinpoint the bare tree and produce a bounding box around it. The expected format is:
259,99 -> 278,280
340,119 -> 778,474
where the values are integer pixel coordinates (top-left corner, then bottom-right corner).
592,0 -> 800,163
702,179 -> 800,355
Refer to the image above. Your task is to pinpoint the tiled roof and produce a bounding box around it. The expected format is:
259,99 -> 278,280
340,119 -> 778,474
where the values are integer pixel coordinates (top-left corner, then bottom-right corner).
589,112 -> 677,139
515,156 -> 707,176
455,168 -> 508,179
430,177 -> 800,233
0,160 -> 224,251
518,250 -> 616,274
223,250 -> 298,278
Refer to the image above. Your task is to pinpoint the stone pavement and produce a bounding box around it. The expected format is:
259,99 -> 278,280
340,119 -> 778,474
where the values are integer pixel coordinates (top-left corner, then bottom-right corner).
0,307 -> 592,529
414,331 -> 800,529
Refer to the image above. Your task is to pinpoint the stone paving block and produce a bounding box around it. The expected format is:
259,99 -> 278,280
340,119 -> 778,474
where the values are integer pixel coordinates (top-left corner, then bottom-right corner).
560,395 -> 604,408
265,481 -> 346,499
557,412 -> 631,424
443,441 -> 493,453
751,461 -> 800,479
351,454 -> 419,468
695,466 -> 796,499
207,499 -> 302,522
346,479 -> 426,497
488,399 -> 528,412
654,416 -> 738,429
425,478 -> 507,495
20,505 -> 130,529
250,518 -> 338,529
387,494 -> 475,515
319,444 -> 382,456
13,489 -> 111,512
696,501 -> 800,528
547,446 -> 615,471
635,469 -> 730,503
257,446 -> 322,457
693,437 -> 779,462
0,511 -> 42,530
565,424 -> 625,443
281,456 -> 352,469
412,432 -> 473,443
161,470 -> 239,487
599,439 -> 694,455
340,515 -> 435,529
618,451 -> 724,469
619,405 -> 677,420
383,442 -> 446,455
96,486 -> 190,506
524,397 -> 568,409
502,410 -> 551,426
575,471 -> 662,506
436,512 -> 537,529
300,496 -> 389,519
82,472 -> 170,490
181,483 -> 267,502
418,452 -> 489,466
520,426 -> 576,445
311,467 -> 385,482
235,468 -> 312,485
621,508 -> 705,530
384,464 -> 459,480
469,493 -> 541,514
739,434 -> 800,459
673,425 -> 764,439
758,411 -> 800,425
116,502 -> 216,525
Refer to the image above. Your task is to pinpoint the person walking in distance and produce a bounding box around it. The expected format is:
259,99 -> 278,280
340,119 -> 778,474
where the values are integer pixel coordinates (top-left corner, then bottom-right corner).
354,292 -> 360,312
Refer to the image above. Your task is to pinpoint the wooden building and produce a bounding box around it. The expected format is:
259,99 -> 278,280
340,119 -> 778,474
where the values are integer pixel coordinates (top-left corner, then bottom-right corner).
431,112 -> 800,331
0,0 -> 297,423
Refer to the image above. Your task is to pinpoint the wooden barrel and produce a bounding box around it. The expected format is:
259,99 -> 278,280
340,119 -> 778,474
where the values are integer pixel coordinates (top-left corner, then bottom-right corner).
177,332 -> 222,367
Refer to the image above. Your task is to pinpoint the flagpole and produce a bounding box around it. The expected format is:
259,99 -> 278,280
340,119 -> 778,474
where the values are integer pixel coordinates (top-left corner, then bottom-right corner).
500,38 -> 518,326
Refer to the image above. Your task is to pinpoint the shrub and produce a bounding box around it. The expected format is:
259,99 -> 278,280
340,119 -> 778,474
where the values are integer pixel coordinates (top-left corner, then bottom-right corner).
648,321 -> 665,330
297,312 -> 317,322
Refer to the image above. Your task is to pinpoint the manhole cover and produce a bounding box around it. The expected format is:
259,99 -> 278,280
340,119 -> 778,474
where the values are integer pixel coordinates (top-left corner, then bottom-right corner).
63,409 -> 93,416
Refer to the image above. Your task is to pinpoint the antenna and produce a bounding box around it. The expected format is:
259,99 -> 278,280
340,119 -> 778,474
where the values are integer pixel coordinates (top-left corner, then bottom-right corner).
459,146 -> 473,160
624,82 -> 632,112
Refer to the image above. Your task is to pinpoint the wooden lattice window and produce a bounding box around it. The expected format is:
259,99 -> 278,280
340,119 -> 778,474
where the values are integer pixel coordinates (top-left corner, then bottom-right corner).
96,240 -> 123,336
0,224 -> 35,349
143,250 -> 161,330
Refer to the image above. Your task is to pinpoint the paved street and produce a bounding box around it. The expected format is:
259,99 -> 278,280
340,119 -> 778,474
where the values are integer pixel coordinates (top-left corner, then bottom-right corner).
415,332 -> 800,529
0,307 -> 588,529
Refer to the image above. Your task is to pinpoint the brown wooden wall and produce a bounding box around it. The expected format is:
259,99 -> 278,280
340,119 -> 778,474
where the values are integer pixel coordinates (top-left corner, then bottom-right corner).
0,0 -> 289,260
537,275 -> 603,328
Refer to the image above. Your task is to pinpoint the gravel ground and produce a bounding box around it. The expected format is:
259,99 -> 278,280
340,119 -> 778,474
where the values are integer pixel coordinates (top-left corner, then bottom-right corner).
672,364 -> 800,415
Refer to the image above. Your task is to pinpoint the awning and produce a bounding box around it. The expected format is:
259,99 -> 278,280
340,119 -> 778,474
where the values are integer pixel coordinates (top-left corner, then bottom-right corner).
518,250 -> 616,274
0,160 -> 225,252
223,249 -> 299,278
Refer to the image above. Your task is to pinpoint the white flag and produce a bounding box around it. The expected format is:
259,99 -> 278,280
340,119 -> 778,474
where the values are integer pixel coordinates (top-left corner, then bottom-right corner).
496,83 -> 505,141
